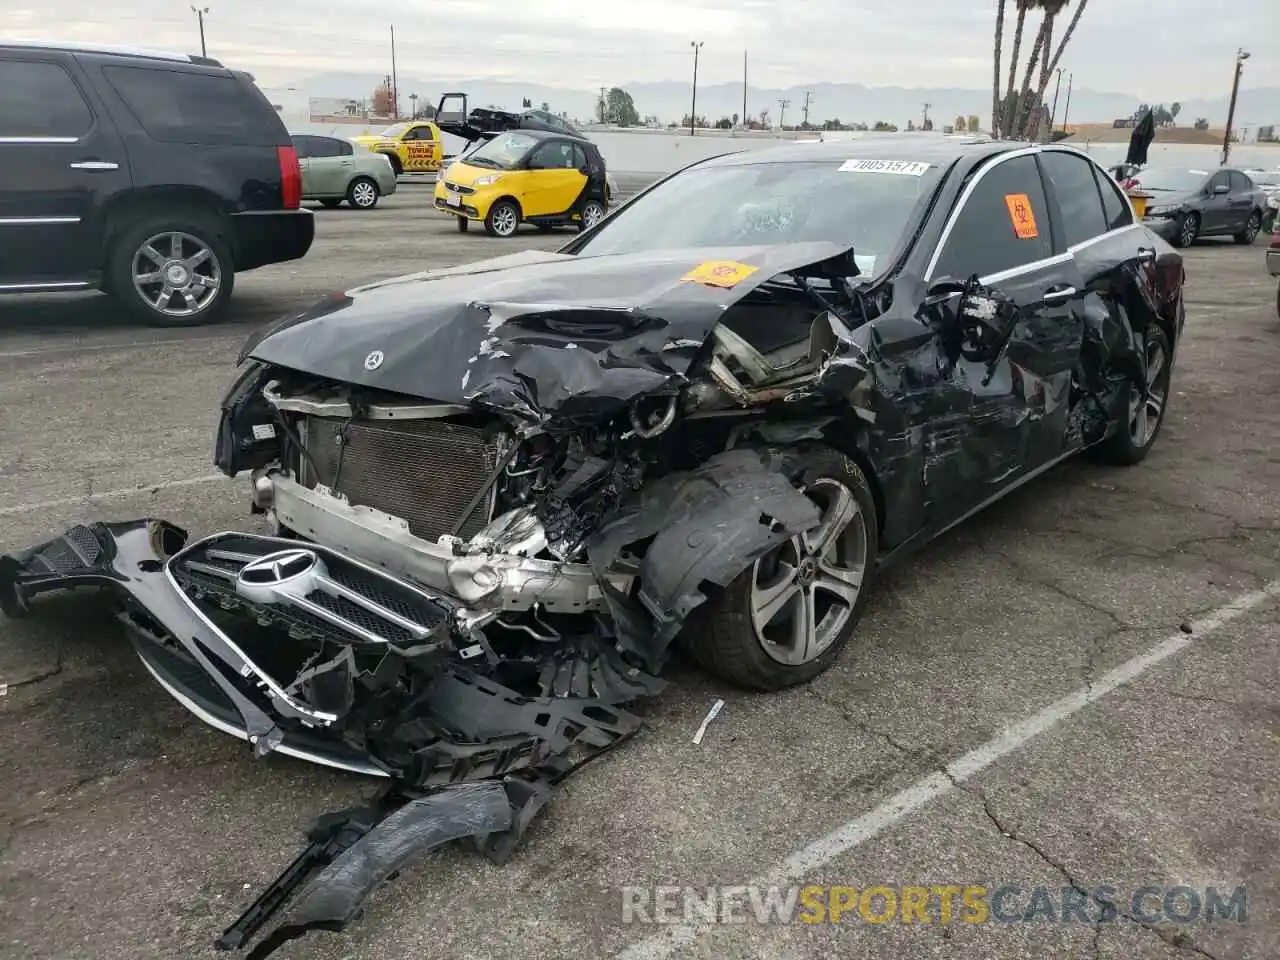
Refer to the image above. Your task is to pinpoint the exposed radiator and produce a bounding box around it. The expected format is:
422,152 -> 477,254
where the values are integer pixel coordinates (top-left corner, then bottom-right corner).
299,416 -> 504,543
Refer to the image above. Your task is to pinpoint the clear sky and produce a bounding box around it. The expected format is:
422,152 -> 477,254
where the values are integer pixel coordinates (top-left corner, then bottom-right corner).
4,0 -> 1276,99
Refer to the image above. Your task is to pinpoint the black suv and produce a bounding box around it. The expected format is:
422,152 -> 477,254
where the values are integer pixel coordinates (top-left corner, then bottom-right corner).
0,40 -> 314,326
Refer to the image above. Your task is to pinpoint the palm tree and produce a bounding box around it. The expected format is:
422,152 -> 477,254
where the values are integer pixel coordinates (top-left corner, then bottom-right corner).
992,0 -> 1008,135
1027,0 -> 1068,139
1029,0 -> 1090,139
1002,0 -> 1036,135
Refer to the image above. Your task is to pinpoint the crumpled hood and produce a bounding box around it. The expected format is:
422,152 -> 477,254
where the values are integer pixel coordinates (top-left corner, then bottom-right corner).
242,241 -> 848,424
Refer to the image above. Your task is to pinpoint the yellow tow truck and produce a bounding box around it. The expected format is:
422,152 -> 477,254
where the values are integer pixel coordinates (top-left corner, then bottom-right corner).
349,120 -> 444,176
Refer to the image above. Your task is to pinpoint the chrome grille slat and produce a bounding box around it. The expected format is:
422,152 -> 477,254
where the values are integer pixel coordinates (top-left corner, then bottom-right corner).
301,415 -> 502,542
313,573 -> 431,639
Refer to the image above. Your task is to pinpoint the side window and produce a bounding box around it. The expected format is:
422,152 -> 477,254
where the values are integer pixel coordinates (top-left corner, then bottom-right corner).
1092,166 -> 1134,230
529,142 -> 573,169
309,137 -> 341,158
572,143 -> 587,170
1207,171 -> 1230,193
337,139 -> 354,157
102,66 -> 279,145
0,59 -> 93,138
1229,170 -> 1251,191
1039,151 -> 1108,247
290,135 -> 310,158
933,156 -> 1053,280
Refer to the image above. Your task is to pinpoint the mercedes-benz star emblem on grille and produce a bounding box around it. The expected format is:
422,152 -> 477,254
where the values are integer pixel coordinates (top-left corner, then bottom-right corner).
237,549 -> 318,587
364,350 -> 384,370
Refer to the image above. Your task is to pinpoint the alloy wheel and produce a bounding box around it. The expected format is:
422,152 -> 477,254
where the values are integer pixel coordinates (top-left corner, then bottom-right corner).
492,206 -> 518,236
1128,336 -> 1168,448
1243,212 -> 1260,243
350,180 -> 378,208
582,202 -> 604,229
748,478 -> 868,666
1179,215 -> 1198,247
131,232 -> 221,319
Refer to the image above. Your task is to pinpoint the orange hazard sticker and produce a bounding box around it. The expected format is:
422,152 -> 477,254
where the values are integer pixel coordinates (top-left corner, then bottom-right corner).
681,260 -> 759,288
1004,193 -> 1039,239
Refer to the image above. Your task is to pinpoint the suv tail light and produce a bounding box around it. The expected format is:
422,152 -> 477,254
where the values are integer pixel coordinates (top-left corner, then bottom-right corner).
277,145 -> 301,209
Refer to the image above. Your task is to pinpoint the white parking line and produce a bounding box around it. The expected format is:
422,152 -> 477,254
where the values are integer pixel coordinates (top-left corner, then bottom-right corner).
617,581 -> 1280,960
0,474 -> 233,517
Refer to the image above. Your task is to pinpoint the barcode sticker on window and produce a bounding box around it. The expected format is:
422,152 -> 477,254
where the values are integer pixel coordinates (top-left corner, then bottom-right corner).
838,159 -> 931,176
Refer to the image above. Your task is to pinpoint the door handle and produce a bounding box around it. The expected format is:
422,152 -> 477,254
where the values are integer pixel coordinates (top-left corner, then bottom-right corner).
1136,246 -> 1156,263
69,160 -> 119,171
1041,285 -> 1077,304
339,160 -> 353,166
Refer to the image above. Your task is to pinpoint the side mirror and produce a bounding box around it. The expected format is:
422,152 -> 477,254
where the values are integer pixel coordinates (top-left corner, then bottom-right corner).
579,166 -> 590,176
1213,183 -> 1230,195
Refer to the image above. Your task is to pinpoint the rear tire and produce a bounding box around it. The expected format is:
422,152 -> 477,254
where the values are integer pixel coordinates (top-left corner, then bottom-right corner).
484,199 -> 521,237
106,212 -> 234,327
1233,210 -> 1261,245
347,177 -> 379,209
578,199 -> 606,233
682,447 -> 879,691
1089,325 -> 1173,466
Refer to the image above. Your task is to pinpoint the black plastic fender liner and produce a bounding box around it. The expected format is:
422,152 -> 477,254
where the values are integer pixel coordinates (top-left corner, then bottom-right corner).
245,782 -> 514,959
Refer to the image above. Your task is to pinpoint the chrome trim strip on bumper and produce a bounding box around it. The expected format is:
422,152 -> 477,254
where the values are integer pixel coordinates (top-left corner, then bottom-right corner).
135,654 -> 390,777
263,379 -> 469,419
270,475 -> 633,613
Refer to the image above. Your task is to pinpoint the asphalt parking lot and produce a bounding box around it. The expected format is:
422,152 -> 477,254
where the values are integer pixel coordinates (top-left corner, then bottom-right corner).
1,182 -> 1278,960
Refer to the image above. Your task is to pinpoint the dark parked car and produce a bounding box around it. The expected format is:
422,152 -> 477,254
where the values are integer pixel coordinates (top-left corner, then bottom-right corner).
1,137 -> 1186,956
0,40 -> 314,326
1129,164 -> 1266,248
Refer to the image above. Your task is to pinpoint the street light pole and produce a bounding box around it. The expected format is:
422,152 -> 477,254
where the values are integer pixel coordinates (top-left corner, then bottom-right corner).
689,41 -> 703,137
1222,47 -> 1250,166
190,6 -> 209,58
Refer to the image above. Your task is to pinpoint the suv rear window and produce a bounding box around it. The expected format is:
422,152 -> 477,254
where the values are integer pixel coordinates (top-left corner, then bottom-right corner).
102,66 -> 281,146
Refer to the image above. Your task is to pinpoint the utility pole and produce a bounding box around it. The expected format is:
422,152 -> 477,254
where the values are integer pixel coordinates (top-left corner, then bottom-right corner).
190,6 -> 208,58
1048,69 -> 1063,138
1222,47 -> 1250,166
689,41 -> 704,136
801,90 -> 813,128
742,50 -> 748,130
777,98 -> 790,131
599,87 -> 607,123
390,25 -> 399,120
921,102 -> 931,130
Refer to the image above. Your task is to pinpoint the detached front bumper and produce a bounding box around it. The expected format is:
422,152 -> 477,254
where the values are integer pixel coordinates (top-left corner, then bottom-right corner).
0,521 -> 488,777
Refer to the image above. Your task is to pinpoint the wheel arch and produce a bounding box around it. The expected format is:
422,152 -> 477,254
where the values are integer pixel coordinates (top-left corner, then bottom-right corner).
101,187 -> 232,265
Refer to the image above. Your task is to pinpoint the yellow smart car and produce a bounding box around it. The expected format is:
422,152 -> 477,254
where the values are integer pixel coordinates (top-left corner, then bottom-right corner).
434,129 -> 610,237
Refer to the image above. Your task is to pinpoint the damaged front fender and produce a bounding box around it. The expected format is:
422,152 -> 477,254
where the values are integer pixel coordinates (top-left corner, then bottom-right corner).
588,447 -> 822,667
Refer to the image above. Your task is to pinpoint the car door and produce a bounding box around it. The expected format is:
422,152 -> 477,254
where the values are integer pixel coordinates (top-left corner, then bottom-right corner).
923,152 -> 1085,524
401,124 -> 437,172
291,135 -> 316,195
1201,170 -> 1232,233
308,136 -> 351,195
0,53 -> 131,286
1227,170 -> 1256,231
522,139 -> 586,217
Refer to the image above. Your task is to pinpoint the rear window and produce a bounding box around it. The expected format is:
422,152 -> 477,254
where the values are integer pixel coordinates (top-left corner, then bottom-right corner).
103,66 -> 282,146
574,159 -> 941,270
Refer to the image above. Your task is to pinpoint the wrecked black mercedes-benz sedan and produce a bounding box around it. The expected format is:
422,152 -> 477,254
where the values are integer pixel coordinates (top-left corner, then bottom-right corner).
0,137 -> 1187,956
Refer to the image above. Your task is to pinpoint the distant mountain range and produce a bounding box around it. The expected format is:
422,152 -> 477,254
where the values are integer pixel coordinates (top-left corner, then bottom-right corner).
290,72 -> 1280,130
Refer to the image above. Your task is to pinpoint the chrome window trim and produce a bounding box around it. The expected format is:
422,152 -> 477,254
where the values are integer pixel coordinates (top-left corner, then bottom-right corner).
0,136 -> 80,144
0,217 -> 81,225
925,143 -> 1145,286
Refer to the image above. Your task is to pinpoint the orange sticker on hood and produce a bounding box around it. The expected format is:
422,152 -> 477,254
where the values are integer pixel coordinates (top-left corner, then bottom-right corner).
681,260 -> 760,288
1004,193 -> 1039,239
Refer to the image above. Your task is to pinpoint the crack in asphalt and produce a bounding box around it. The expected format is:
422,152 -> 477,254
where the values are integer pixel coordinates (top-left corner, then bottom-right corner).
3,641 -> 65,690
959,781 -> 1226,960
